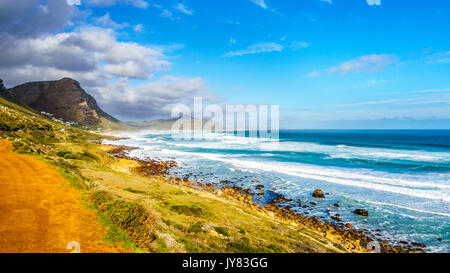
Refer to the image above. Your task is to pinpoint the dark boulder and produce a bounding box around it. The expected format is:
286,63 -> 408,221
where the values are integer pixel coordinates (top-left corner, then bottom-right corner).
411,242 -> 426,248
255,185 -> 265,190
312,189 -> 325,198
354,209 -> 369,216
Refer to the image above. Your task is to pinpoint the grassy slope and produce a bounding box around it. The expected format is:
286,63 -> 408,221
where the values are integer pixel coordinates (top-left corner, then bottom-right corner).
99,117 -> 135,132
0,96 -> 344,253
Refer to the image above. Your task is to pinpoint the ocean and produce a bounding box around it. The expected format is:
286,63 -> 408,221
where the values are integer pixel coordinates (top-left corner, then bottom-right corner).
104,130 -> 450,252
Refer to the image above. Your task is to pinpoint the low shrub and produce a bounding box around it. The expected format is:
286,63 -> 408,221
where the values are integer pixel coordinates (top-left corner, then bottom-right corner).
56,150 -> 76,159
12,140 -> 33,154
214,226 -> 230,237
80,151 -> 99,161
123,187 -> 146,194
227,237 -> 265,253
91,190 -> 114,206
188,222 -> 205,234
169,204 -> 206,217
90,190 -> 158,249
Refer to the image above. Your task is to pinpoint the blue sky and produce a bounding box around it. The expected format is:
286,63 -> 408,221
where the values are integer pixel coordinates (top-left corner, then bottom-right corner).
1,0 -> 450,128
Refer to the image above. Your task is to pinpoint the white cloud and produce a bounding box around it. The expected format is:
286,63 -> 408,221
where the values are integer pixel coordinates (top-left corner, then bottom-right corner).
0,0 -> 81,39
86,0 -> 148,9
148,43 -> 185,53
329,97 -> 450,108
95,76 -> 218,120
353,78 -> 387,88
0,26 -> 215,120
173,3 -> 194,15
250,0 -> 267,9
160,9 -> 175,20
93,13 -> 146,34
428,51 -> 450,64
152,3 -> 193,20
306,71 -> 320,78
0,27 -> 170,85
319,0 -> 332,4
134,24 -> 144,32
66,0 -> 81,5
250,0 -> 281,15
412,88 -> 450,94
328,54 -> 397,74
307,54 -> 397,77
290,41 -> 311,51
224,20 -> 240,25
100,76 -> 214,104
94,12 -> 128,29
223,42 -> 283,57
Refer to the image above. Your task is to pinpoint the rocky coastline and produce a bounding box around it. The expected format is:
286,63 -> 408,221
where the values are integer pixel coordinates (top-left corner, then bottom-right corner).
106,143 -> 427,253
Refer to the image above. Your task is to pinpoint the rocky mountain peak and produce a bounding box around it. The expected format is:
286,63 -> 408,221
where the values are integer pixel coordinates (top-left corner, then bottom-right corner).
8,78 -> 119,127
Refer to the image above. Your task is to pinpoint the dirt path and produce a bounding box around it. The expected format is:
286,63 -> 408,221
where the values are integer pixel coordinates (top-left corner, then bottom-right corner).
0,140 -> 122,253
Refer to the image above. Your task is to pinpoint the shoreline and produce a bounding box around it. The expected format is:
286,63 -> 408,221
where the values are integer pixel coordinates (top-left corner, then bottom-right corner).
103,142 -> 426,253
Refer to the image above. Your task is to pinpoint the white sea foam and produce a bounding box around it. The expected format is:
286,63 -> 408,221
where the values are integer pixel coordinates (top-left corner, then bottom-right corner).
154,149 -> 450,202
164,136 -> 450,163
357,199 -> 450,218
105,132 -> 450,205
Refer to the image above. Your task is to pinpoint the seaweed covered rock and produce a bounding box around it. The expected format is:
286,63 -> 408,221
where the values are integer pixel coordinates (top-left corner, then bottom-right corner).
312,189 -> 325,198
354,209 -> 369,216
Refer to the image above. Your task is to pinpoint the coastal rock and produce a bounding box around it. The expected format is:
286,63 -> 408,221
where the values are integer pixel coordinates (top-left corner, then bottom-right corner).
411,242 -> 426,248
354,209 -> 369,216
333,203 -> 339,207
312,189 -> 325,198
